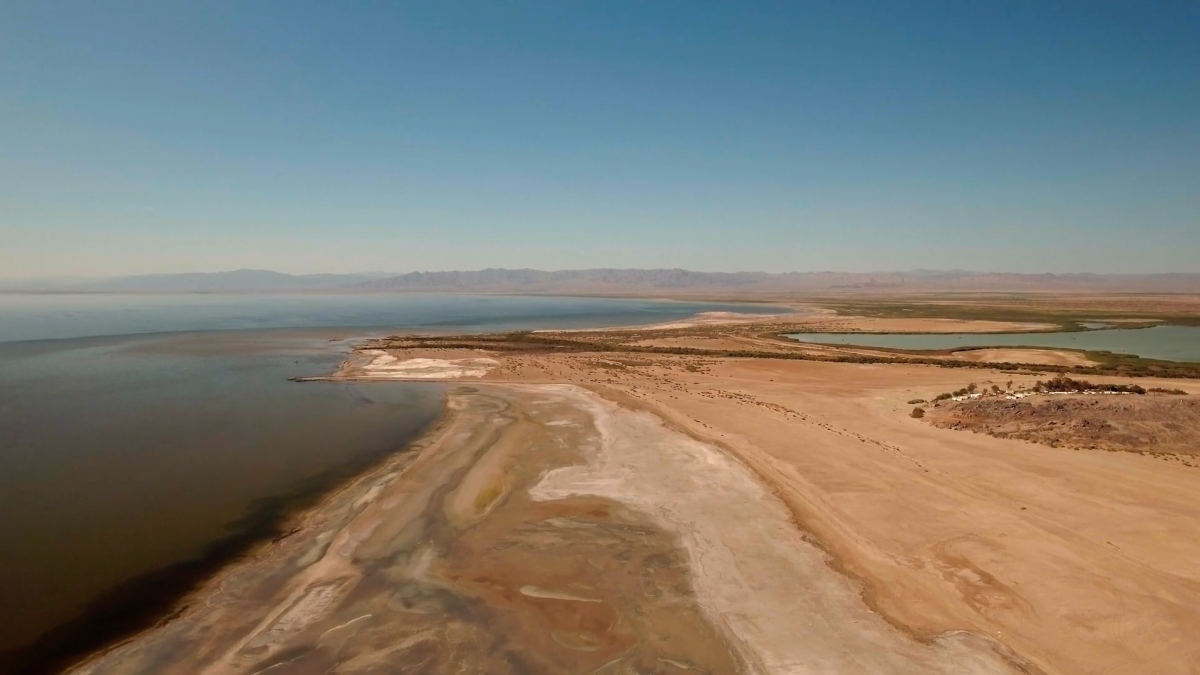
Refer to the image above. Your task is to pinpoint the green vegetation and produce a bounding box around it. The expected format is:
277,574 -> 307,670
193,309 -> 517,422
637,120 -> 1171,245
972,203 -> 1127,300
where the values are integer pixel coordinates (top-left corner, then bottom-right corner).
934,384 -> 981,400
814,296 -> 1199,329
927,376 -> 1181,402
370,330 -> 1200,380
821,301 -> 1079,329
1033,376 -> 1145,394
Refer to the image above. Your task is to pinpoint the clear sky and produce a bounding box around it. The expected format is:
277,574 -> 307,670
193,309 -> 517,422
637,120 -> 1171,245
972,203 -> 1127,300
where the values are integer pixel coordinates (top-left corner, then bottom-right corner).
2,2 -> 1198,277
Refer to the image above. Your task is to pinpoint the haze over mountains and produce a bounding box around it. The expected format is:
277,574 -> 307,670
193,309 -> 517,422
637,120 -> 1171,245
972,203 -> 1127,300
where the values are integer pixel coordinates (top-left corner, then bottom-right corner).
91,270 -> 392,292
5,269 -> 1200,294
0,270 -> 390,292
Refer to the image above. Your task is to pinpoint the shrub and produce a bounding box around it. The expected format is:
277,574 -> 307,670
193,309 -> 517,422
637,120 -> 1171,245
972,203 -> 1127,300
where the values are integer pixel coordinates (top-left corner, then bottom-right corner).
1148,387 -> 1188,395
910,407 -> 925,418
907,398 -> 926,404
1038,376 -> 1146,394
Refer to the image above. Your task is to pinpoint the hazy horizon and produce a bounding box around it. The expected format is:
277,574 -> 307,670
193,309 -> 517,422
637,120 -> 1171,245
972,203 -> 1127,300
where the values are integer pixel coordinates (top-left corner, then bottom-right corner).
3,3 -> 1198,277
8,267 -> 1200,297
9,266 -> 1200,283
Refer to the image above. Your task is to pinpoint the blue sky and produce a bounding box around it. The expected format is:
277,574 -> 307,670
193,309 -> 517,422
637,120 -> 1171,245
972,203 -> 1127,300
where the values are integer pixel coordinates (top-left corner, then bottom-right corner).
2,2 -> 1198,276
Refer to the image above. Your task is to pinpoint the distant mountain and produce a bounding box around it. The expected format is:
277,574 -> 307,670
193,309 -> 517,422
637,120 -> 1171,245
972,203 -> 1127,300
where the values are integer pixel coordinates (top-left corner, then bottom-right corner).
0,276 -> 103,291
359,268 -> 766,291
4,268 -> 1200,294
87,269 -> 389,292
0,270 -> 390,292
357,268 -> 1200,294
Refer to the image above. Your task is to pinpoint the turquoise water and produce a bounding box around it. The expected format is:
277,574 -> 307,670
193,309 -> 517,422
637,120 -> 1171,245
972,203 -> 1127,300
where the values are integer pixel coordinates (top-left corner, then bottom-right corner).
0,294 -> 775,670
786,325 -> 1200,362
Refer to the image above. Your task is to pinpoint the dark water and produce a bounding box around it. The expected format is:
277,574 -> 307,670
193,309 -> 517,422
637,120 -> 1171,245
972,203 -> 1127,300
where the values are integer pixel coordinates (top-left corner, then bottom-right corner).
786,325 -> 1200,363
0,294 -> 777,672
0,333 -> 442,671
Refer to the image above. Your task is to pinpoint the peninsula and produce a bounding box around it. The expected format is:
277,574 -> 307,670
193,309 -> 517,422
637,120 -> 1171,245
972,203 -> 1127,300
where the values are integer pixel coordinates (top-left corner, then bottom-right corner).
68,303 -> 1200,675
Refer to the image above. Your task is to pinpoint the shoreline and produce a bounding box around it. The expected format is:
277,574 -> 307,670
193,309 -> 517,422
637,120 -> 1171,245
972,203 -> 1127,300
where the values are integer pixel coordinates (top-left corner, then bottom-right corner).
67,385 -> 752,674
1,302 -> 772,673
67,382 -> 1033,675
2,406 -> 445,675
28,302 -> 1200,667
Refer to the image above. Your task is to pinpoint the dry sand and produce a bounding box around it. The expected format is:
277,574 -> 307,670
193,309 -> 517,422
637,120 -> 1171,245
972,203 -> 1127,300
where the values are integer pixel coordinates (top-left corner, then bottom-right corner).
323,349 -> 1200,675
525,385 -> 1022,674
780,317 -> 1058,333
947,348 -> 1097,367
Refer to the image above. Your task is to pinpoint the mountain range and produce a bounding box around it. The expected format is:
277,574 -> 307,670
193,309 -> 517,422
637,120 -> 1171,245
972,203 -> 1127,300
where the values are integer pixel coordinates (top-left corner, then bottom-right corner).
4,268 -> 1200,294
